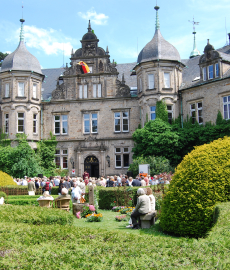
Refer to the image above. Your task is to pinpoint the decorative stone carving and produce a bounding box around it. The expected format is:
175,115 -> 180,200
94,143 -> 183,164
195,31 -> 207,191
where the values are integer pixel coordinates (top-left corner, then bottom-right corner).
83,43 -> 96,56
115,79 -> 131,97
52,82 -> 65,100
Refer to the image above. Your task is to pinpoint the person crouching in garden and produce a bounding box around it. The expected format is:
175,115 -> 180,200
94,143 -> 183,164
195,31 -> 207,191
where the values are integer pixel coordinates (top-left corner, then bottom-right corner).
71,183 -> 82,203
131,188 -> 150,229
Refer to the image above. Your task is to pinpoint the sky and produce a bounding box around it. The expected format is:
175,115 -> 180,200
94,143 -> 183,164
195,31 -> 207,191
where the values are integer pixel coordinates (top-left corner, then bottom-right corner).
1,0 -> 230,69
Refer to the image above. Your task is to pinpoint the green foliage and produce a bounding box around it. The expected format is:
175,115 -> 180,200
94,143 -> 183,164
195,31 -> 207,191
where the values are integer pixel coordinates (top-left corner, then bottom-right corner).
0,191 -> 6,199
0,204 -> 73,225
0,171 -> 17,187
54,167 -> 69,177
160,137 -> 230,238
0,51 -> 8,67
132,118 -> 179,162
156,100 -> 168,123
128,155 -> 173,177
216,110 -> 225,125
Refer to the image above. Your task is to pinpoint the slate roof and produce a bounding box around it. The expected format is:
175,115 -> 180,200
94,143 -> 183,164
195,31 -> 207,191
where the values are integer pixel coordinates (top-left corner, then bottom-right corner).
1,41 -> 42,74
137,29 -> 181,63
116,62 -> 137,88
41,68 -> 65,100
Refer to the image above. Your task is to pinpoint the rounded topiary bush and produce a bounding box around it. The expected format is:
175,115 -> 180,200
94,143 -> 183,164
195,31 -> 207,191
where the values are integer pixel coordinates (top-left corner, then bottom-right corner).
0,171 -> 16,187
160,137 -> 230,238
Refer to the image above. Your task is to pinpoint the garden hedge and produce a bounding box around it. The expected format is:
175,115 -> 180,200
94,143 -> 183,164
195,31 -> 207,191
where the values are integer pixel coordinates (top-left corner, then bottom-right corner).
0,191 -> 6,200
160,136 -> 230,238
0,171 -> 17,187
1,185 -> 59,195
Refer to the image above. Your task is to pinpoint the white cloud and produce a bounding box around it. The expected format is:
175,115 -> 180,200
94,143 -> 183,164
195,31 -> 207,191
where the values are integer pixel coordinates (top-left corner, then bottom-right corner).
20,25 -> 78,56
78,8 -> 108,25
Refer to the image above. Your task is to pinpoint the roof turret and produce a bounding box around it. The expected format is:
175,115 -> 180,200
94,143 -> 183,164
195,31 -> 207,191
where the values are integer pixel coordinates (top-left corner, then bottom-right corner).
1,18 -> 42,74
137,6 -> 181,63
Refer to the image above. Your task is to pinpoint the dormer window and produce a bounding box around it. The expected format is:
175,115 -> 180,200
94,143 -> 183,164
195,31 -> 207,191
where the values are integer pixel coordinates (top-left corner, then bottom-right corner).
208,65 -> 213,79
215,63 -> 219,77
203,67 -> 207,81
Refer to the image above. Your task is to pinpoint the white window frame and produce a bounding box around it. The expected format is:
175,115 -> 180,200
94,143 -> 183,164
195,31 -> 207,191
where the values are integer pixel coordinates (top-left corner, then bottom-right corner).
148,74 -> 154,89
83,113 -> 98,134
18,82 -> 25,97
139,77 -> 142,92
84,85 -> 87,98
89,66 -> 93,73
167,105 -> 173,124
54,115 -> 68,135
208,65 -> 214,79
93,84 -> 102,98
150,106 -> 156,120
223,96 -> 230,120
33,114 -> 38,134
4,114 -> 9,134
115,147 -> 130,168
164,72 -> 170,88
5,83 -> 9,98
32,84 -> 37,99
79,85 -> 83,99
55,149 -> 68,169
215,63 -> 219,78
17,112 -> 24,133
203,67 -> 207,81
190,102 -> 203,124
114,111 -> 129,133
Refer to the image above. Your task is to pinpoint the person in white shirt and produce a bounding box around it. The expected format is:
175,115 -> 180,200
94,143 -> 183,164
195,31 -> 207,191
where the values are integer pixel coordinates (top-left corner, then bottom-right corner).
71,183 -> 82,203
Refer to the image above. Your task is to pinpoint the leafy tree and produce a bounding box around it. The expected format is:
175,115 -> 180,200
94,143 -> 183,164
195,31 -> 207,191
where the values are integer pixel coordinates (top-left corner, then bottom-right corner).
0,52 -> 9,67
132,118 -> 179,162
128,155 -> 173,177
216,110 -> 225,125
156,100 -> 168,123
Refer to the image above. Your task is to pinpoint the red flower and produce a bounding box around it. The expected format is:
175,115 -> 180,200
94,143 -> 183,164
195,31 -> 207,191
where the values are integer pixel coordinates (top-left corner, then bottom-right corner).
114,201 -> 116,203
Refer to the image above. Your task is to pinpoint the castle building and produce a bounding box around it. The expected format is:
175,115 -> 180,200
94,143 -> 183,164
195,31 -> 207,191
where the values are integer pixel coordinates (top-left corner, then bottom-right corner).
1,6 -> 230,177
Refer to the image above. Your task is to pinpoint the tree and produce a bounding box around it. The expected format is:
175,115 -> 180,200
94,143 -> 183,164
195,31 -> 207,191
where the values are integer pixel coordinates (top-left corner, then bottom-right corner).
132,118 -> 179,162
156,100 -> 168,123
0,52 -> 9,67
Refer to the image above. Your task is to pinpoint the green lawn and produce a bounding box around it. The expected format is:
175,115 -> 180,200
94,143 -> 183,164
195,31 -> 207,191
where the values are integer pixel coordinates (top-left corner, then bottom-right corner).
0,202 -> 230,269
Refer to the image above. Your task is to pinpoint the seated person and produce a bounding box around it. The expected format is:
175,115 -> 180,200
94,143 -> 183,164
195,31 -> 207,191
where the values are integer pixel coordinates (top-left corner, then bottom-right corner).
146,187 -> 155,212
71,183 -> 82,203
55,188 -> 71,201
130,188 -> 150,229
37,191 -> 54,201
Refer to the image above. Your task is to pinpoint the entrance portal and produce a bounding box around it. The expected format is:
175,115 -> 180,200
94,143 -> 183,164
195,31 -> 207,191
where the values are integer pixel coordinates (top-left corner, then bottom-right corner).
84,156 -> 99,178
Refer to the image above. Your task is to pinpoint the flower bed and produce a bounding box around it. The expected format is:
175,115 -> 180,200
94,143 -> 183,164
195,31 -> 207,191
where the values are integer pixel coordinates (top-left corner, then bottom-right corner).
115,215 -> 128,222
86,213 -> 103,222
119,207 -> 135,215
80,205 -> 96,218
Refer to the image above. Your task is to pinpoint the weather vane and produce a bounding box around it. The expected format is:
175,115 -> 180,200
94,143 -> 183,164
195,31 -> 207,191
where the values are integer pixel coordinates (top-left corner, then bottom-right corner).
188,16 -> 199,33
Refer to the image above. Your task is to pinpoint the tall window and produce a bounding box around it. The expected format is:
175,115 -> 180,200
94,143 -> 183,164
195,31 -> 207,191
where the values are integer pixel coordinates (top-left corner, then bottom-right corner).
190,102 -> 203,124
139,78 -> 142,92
208,65 -> 214,79
223,96 -> 230,119
84,85 -> 87,98
148,74 -> 154,89
54,115 -> 68,135
115,147 -> 130,168
18,82 -> 25,97
4,114 -> 9,134
33,114 -> 37,134
84,113 -> 98,134
33,84 -> 37,99
114,112 -> 129,132
164,73 -> 170,88
5,83 -> 9,98
150,106 -> 156,120
79,85 -> 83,99
55,149 -> 68,169
215,63 -> 219,77
79,85 -> 87,99
203,67 -> 207,81
167,105 -> 173,124
93,84 -> 102,98
17,113 -> 24,133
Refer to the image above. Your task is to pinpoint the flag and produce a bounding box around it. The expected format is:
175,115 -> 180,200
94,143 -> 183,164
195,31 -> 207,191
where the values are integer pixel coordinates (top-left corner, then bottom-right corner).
78,61 -> 90,74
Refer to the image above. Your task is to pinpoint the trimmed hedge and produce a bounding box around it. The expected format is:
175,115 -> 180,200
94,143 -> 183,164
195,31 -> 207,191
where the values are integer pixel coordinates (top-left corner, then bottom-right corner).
0,204 -> 73,225
0,191 -> 6,200
1,185 -> 59,195
0,171 -> 16,187
160,136 -> 230,238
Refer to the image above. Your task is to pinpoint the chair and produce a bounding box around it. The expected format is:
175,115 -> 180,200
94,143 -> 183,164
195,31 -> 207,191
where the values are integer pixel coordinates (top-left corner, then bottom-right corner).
38,199 -> 52,208
55,198 -> 70,212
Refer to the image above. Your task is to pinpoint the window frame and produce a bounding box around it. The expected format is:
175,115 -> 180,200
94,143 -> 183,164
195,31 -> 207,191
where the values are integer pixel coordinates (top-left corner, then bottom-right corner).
164,72 -> 170,88
114,111 -> 129,133
4,114 -> 9,134
148,74 -> 154,89
93,84 -> 102,98
139,77 -> 142,92
32,84 -> 37,99
83,113 -> 98,134
115,147 -> 130,168
215,63 -> 219,77
54,114 -> 68,135
5,83 -> 10,98
203,67 -> 207,81
190,101 -> 203,124
223,95 -> 230,120
167,105 -> 173,124
17,112 -> 25,133
150,106 -> 156,120
55,149 -> 68,169
33,114 -> 38,134
208,65 -> 214,79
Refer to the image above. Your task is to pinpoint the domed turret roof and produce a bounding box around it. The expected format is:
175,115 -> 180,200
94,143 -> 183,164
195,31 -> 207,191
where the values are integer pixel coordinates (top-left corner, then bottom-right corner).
1,19 -> 42,74
204,39 -> 215,53
81,20 -> 98,41
137,6 -> 181,63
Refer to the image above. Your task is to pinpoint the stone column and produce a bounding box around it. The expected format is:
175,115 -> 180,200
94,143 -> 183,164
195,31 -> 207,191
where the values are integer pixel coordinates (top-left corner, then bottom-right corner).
88,185 -> 94,205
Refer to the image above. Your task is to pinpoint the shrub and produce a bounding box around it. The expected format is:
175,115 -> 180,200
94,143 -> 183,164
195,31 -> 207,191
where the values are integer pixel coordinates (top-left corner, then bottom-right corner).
160,137 -> 230,238
0,171 -> 16,187
0,205 -> 73,225
0,191 -> 6,200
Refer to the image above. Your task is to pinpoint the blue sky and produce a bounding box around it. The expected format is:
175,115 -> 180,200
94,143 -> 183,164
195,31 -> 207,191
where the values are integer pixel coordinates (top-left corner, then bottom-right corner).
1,0 -> 230,69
